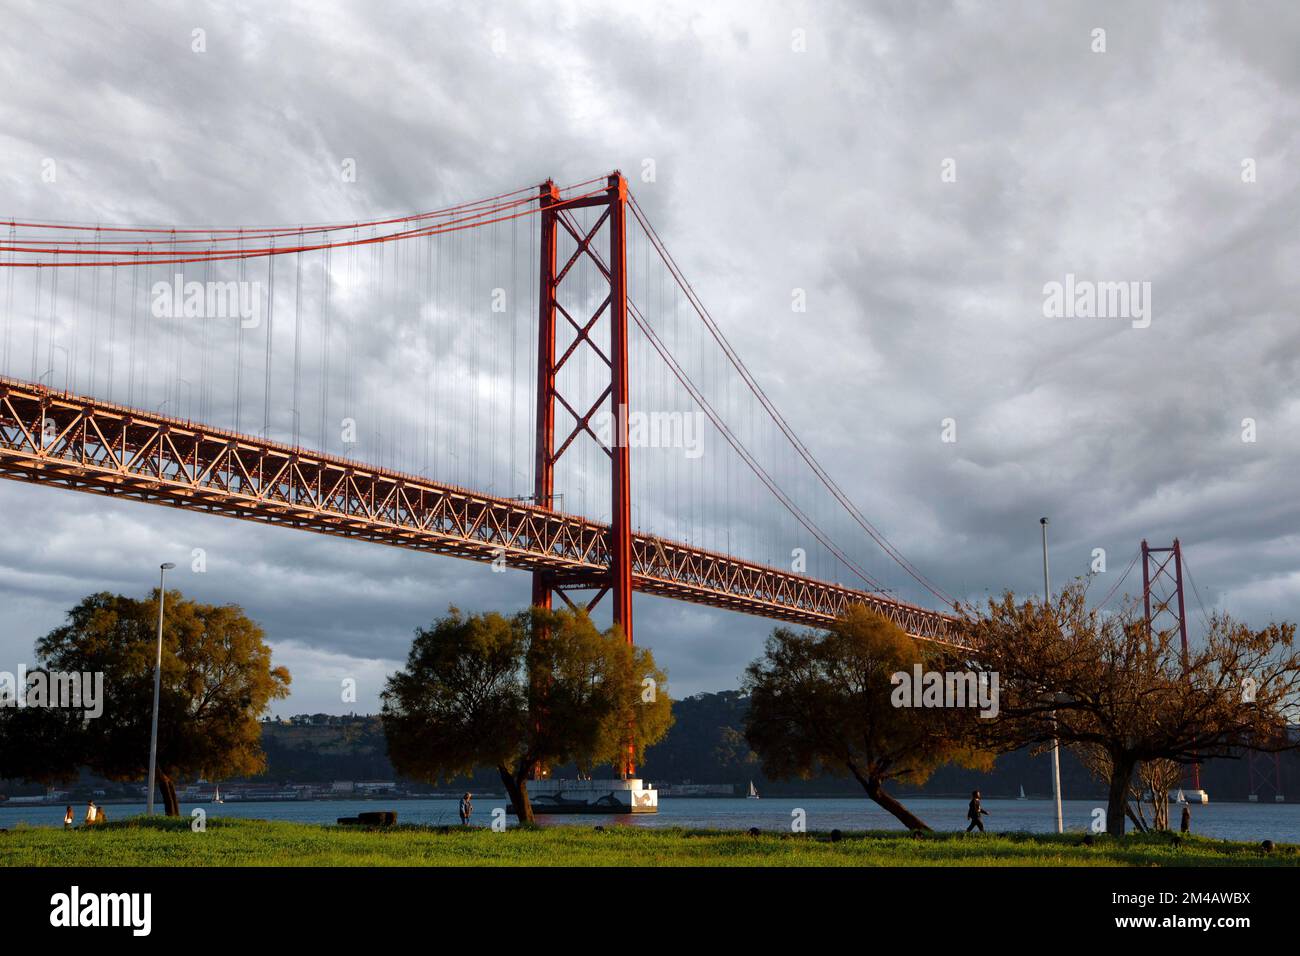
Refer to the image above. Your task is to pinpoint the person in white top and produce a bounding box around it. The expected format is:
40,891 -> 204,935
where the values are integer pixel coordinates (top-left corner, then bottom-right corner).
84,800 -> 97,825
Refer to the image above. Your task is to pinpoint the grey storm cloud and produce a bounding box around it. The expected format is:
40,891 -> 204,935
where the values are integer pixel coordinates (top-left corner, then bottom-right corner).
0,0 -> 1297,714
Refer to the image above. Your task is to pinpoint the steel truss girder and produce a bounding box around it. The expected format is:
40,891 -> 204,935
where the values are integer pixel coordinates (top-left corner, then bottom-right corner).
0,376 -> 961,645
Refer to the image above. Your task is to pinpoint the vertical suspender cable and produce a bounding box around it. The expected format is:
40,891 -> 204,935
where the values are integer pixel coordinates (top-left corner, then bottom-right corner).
3,223 -> 14,375
234,232 -> 245,433
262,240 -> 276,439
30,265 -> 41,382
292,231 -> 303,446
321,243 -> 331,454
106,262 -> 117,398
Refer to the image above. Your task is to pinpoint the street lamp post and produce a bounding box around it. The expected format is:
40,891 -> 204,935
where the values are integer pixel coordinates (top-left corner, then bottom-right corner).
146,562 -> 176,815
1041,518 -> 1064,834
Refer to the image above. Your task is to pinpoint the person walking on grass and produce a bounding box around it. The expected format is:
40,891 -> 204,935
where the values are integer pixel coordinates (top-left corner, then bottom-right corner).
459,792 -> 473,825
63,806 -> 74,829
965,789 -> 989,833
84,800 -> 97,827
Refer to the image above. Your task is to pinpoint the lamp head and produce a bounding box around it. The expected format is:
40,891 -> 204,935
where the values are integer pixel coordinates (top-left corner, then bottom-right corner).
160,562 -> 176,571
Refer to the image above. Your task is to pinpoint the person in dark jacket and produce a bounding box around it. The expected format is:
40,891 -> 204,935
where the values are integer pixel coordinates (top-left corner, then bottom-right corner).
458,793 -> 473,825
966,790 -> 989,833
1180,804 -> 1191,833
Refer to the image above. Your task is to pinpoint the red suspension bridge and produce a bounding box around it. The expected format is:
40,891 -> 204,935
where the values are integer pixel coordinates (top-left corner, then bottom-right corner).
0,172 -> 960,650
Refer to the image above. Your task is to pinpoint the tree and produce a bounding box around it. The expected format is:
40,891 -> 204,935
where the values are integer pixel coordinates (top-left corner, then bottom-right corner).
0,686 -> 86,786
965,583 -> 1300,835
1135,759 -> 1182,831
381,606 -> 672,824
1075,744 -> 1180,831
743,605 -> 992,831
0,590 -> 291,815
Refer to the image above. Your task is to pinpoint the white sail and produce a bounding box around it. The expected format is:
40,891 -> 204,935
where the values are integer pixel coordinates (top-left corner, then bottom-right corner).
1018,785 -> 1026,800
747,780 -> 759,799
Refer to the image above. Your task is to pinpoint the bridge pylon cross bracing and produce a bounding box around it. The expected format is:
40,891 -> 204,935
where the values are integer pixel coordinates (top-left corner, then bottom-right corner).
531,174 -> 634,645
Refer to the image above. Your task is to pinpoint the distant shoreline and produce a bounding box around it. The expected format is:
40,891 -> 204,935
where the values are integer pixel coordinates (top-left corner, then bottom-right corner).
2,793 -> 1284,807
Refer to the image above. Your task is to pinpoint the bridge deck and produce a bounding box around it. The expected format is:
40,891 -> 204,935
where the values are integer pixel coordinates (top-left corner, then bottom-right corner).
0,377 -> 961,645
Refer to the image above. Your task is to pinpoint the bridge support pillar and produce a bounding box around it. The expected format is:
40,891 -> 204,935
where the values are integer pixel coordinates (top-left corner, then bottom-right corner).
607,173 -> 634,648
531,179 -> 560,613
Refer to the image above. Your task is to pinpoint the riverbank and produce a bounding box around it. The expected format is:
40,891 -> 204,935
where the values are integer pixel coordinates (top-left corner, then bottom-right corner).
7,795 -> 1298,841
4,817 -> 1297,867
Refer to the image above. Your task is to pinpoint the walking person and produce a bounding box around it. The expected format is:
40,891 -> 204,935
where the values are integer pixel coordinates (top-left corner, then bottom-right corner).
63,806 -> 74,829
1180,804 -> 1191,834
458,792 -> 473,826
84,800 -> 97,827
965,789 -> 989,833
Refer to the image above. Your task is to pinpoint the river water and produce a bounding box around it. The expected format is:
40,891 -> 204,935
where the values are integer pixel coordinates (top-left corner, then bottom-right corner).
4,796 -> 1299,842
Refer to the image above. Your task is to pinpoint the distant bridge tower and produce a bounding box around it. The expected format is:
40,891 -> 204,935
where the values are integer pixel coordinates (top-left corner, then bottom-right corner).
1141,539 -> 1209,804
1248,749 -> 1285,803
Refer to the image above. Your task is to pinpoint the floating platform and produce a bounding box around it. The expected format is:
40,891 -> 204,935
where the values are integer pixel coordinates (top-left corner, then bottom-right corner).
512,778 -> 658,814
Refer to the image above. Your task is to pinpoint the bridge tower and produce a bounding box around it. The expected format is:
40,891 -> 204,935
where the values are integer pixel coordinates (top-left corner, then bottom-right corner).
1141,538 -> 1208,804
531,172 -> 633,642
530,173 -> 644,794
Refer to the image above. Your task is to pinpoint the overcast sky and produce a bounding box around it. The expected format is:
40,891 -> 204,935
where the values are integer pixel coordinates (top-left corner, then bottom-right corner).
1,0 -> 1297,715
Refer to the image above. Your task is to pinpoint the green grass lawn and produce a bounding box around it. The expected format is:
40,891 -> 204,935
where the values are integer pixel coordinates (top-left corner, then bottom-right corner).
3,817 -> 1298,867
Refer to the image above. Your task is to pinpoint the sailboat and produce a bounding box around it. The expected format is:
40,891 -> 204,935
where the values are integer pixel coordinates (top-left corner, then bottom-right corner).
1017,785 -> 1027,800
212,783 -> 224,804
1175,789 -> 1186,804
747,780 -> 760,800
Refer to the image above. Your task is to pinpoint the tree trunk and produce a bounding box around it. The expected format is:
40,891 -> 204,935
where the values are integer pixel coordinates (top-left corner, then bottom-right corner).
158,771 -> 180,817
1151,790 -> 1169,831
1106,756 -> 1135,836
1130,792 -> 1150,831
499,765 -> 534,825
863,776 -> 932,832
